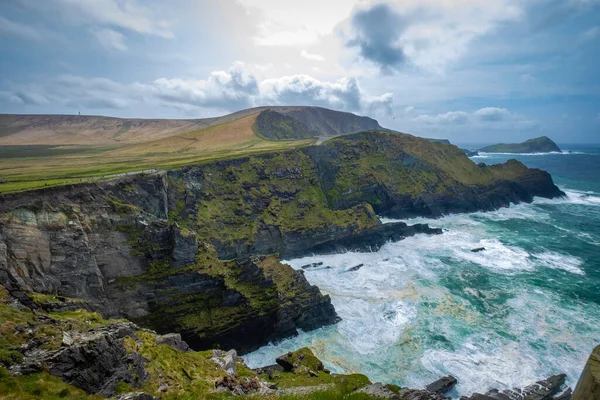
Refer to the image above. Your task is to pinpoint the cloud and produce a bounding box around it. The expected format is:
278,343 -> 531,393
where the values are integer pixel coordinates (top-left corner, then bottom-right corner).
582,26 -> 600,40
411,107 -> 537,130
53,0 -> 174,38
474,107 -> 511,121
90,27 -> 128,51
414,111 -> 469,125
343,1 -> 523,73
3,62 -> 392,115
301,50 -> 325,61
0,16 -> 45,41
260,74 -> 390,113
145,62 -> 260,110
346,3 -> 406,73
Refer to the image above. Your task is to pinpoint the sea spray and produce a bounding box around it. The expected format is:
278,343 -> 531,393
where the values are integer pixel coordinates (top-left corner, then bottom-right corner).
244,193 -> 600,398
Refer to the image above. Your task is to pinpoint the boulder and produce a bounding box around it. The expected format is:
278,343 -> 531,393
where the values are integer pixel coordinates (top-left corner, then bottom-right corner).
276,348 -> 324,373
155,333 -> 190,352
355,383 -> 399,399
426,375 -> 457,394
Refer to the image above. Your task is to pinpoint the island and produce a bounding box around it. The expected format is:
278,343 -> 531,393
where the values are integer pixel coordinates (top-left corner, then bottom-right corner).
479,136 -> 562,153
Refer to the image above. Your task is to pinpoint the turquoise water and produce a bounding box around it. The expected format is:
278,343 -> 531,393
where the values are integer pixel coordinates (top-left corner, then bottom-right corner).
244,145 -> 600,398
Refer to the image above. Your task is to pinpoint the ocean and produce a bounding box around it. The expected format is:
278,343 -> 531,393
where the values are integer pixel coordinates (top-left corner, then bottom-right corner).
244,144 -> 600,398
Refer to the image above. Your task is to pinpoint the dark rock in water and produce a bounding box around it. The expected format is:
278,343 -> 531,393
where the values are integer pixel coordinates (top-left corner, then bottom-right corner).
461,374 -> 567,400
11,322 -> 148,397
298,222 -> 442,258
155,333 -> 190,352
348,264 -> 364,272
301,262 -> 324,269
554,388 -> 572,400
426,375 -> 457,394
471,247 -> 486,253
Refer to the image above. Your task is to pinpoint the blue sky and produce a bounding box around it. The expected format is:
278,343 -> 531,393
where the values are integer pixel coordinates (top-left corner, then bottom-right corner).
0,0 -> 599,143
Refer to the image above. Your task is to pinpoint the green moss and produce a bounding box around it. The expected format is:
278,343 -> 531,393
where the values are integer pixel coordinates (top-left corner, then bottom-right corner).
277,348 -> 324,373
0,367 -> 101,400
105,195 -> 139,216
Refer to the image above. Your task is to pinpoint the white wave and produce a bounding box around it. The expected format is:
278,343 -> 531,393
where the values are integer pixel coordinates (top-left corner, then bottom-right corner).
245,186 -> 599,398
534,189 -> 600,206
531,251 -> 585,275
477,151 -> 575,156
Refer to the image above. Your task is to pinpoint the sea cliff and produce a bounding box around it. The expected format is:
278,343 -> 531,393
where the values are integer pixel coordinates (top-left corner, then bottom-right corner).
0,131 -> 565,354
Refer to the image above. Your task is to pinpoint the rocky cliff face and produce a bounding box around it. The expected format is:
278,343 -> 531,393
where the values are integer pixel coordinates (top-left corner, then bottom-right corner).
572,345 -> 600,400
0,131 -> 564,354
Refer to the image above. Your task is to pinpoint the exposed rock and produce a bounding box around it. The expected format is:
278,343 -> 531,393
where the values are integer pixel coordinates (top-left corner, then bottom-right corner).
461,374 -> 567,400
277,383 -> 336,396
253,364 -> 284,379
426,375 -> 457,394
355,382 -> 400,399
471,247 -> 486,253
572,345 -> 600,400
397,387 -> 449,400
155,333 -> 190,352
555,388 -> 572,400
276,348 -> 324,373
214,375 -> 262,396
212,349 -> 239,376
301,262 -> 323,269
348,263 -> 364,272
11,322 -> 148,397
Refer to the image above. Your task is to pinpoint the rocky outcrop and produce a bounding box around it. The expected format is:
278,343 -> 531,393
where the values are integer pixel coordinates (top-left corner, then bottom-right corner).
461,374 -> 568,400
426,375 -> 457,394
572,345 -> 600,400
479,136 -> 562,153
11,322 -> 148,397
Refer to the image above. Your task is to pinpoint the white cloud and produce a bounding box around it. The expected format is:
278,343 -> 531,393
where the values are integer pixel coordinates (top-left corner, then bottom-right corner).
301,50 -> 325,61
411,107 -> 537,130
238,0 -> 356,47
0,16 -> 45,41
4,62 -> 392,115
90,27 -> 128,51
414,111 -> 469,125
474,107 -> 511,121
53,0 -> 174,38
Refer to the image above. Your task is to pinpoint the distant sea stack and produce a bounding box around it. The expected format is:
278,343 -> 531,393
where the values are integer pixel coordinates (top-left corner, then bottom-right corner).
480,136 -> 562,153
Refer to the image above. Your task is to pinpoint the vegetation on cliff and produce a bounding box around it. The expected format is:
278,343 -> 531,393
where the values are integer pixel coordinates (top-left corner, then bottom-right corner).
479,136 -> 562,153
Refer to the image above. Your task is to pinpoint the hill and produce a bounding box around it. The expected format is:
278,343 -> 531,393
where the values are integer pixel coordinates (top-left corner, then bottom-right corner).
0,106 -> 383,193
0,106 -> 381,146
479,136 -> 562,153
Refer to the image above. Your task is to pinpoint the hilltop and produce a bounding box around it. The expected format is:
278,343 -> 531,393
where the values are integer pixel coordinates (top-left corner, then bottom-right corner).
0,106 -> 380,146
479,136 -> 562,153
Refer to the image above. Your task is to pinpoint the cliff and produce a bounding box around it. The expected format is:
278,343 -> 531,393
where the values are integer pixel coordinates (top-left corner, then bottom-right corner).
0,131 -> 564,355
572,345 -> 600,400
479,136 -> 562,153
0,285 -> 580,399
254,106 -> 382,140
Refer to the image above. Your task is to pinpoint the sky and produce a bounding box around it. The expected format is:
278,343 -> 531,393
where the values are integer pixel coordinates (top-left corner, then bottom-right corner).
0,0 -> 599,143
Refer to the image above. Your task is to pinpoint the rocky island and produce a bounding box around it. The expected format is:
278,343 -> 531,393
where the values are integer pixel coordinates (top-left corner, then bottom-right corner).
479,136 -> 562,153
0,106 -> 595,399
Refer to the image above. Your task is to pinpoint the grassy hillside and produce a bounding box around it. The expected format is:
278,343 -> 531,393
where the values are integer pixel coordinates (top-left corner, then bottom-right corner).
0,112 -> 314,193
0,106 -> 383,194
479,136 -> 562,153
0,108 -> 263,146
